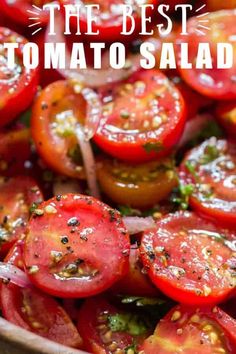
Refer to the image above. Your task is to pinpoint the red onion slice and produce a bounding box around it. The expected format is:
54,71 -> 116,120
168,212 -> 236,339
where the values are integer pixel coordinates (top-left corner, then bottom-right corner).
81,87 -> 102,140
75,124 -> 100,199
123,216 -> 156,235
0,262 -> 32,288
45,13 -> 158,88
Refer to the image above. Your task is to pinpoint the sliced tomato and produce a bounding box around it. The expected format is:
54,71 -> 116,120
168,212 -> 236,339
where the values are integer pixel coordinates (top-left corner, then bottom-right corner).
207,0 -> 236,11
0,0 -> 50,28
177,10 -> 236,100
0,176 -> 43,256
180,137 -> 236,227
77,296 -> 150,354
94,70 -> 186,163
23,194 -> 130,298
0,28 -> 38,127
0,127 -> 31,176
97,156 -> 178,209
216,101 -> 236,137
31,80 -> 87,179
112,244 -> 159,297
61,0 -> 156,42
0,240 -> 82,348
140,305 -> 236,353
140,211 -> 236,305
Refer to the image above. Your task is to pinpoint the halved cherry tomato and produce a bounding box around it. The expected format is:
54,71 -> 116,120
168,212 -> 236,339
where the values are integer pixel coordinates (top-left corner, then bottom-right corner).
140,211 -> 236,305
31,80 -> 86,179
0,127 -> 31,176
0,28 -> 38,127
140,305 -> 236,353
23,194 -> 130,298
177,10 -> 236,100
61,0 -> 156,42
180,137 -> 236,227
97,156 -> 178,208
0,0 -> 50,28
207,0 -> 236,11
112,244 -> 159,297
0,176 -> 43,256
0,240 -> 82,348
216,101 -> 236,137
94,70 -> 186,163
77,296 -> 150,353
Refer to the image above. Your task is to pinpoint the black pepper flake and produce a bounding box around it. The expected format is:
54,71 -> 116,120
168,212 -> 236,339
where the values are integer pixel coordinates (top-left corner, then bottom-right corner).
108,209 -> 116,222
61,236 -> 69,244
56,195 -> 62,201
67,217 -> 80,227
41,103 -> 48,110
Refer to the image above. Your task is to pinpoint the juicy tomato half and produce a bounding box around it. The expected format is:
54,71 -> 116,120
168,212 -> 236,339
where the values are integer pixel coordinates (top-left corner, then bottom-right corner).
0,28 -> 38,127
112,244 -> 159,297
177,10 -> 236,100
77,296 -> 151,353
0,127 -> 31,177
0,240 -> 82,348
0,176 -> 43,256
23,194 -> 130,298
216,101 -> 236,137
140,211 -> 236,305
0,0 -> 50,27
31,80 -> 87,179
97,156 -> 178,209
61,0 -> 156,42
180,137 -> 236,227
94,70 -> 186,163
140,305 -> 236,354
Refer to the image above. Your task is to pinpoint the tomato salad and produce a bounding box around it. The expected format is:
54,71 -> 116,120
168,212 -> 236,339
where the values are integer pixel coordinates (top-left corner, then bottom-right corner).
0,1 -> 236,354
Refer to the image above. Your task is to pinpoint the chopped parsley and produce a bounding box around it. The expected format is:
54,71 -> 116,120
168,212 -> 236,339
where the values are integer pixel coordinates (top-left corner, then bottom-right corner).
200,145 -> 220,165
143,142 -> 163,154
108,313 -> 148,336
172,183 -> 194,210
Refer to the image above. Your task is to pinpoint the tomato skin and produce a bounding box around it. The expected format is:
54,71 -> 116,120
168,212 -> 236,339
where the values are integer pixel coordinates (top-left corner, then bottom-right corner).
0,28 -> 38,127
140,305 -> 236,354
31,80 -> 86,179
0,127 -> 31,177
177,10 -> 236,100
0,176 -> 43,257
24,194 -> 130,298
0,0 -> 49,28
216,101 -> 236,137
77,297 -> 149,354
111,244 -> 159,297
140,211 -> 236,306
180,138 -> 236,228
0,241 -> 83,348
97,157 -> 178,209
94,70 -> 186,163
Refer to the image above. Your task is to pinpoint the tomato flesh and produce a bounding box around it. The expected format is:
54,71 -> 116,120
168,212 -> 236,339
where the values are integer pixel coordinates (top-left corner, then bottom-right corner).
23,194 -> 130,298
140,305 -> 236,353
94,70 -> 186,163
180,138 -> 236,227
140,211 -> 236,305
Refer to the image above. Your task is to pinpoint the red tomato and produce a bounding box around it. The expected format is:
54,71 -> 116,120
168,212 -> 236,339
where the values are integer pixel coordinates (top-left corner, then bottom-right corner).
140,211 -> 236,305
0,0 -> 50,28
0,176 -> 43,256
77,297 -> 150,353
207,0 -> 236,11
31,80 -> 86,179
180,138 -> 236,227
177,10 -> 236,100
94,70 -> 186,163
140,305 -> 236,353
61,0 -> 156,42
112,244 -> 159,297
0,127 -> 31,177
0,28 -> 38,127
216,101 -> 236,137
23,194 -> 130,298
0,240 -> 82,348
97,156 -> 178,209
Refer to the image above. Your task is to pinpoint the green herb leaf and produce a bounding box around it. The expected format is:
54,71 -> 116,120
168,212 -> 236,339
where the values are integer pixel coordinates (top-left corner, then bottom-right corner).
143,142 -> 163,154
108,313 -> 148,336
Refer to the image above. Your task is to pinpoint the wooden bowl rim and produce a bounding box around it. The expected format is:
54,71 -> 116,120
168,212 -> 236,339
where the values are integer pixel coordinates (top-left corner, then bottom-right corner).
0,317 -> 89,354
